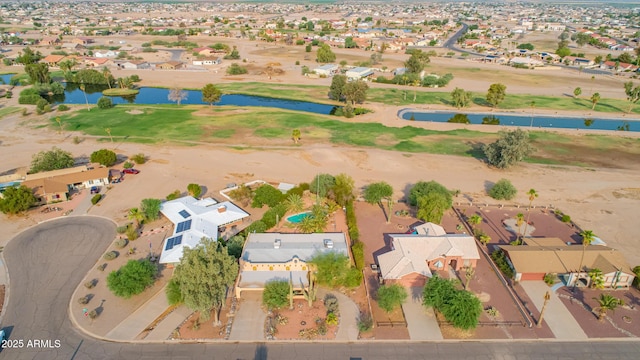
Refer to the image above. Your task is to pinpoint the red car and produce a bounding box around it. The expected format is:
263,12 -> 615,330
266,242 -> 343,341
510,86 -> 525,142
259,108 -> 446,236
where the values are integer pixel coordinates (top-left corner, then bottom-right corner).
123,168 -> 140,174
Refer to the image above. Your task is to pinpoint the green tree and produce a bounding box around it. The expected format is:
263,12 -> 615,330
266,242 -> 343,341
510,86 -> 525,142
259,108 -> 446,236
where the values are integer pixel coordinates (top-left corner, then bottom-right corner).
140,198 -> 162,221
107,259 -> 157,299
226,234 -> 245,259
30,147 -> 75,173
168,87 -> 188,106
593,294 -> 624,321
330,173 -> 355,206
573,87 -> 582,98
173,238 -> 238,325
97,96 -> 113,109
187,183 -> 202,198
252,184 -> 283,208
440,289 -> 482,330
316,43 -> 336,63
328,74 -> 347,101
262,280 -> 290,310
575,229 -> 595,288
16,46 -> 43,65
310,252 -> 361,288
450,87 -> 472,108
343,80 -> 369,105
128,207 -> 145,227
468,214 -> 482,230
90,149 -> 117,167
404,50 -> 431,74
489,179 -> 517,200
483,129 -> 534,169
25,63 -> 50,84
556,46 -> 571,57
166,278 -> 183,305
310,173 -> 336,199
363,181 -> 393,223
623,81 -> 640,113
377,284 -> 408,313
0,185 -> 37,214
416,191 -> 451,224
409,181 -> 451,206
344,37 -> 358,48
284,193 -> 304,213
201,83 -> 222,107
486,83 -> 507,108
590,92 -> 600,110
422,275 -> 457,310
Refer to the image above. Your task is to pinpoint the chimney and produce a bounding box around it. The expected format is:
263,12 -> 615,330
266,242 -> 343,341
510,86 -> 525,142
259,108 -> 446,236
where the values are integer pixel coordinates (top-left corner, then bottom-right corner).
217,205 -> 227,213
274,239 -> 281,249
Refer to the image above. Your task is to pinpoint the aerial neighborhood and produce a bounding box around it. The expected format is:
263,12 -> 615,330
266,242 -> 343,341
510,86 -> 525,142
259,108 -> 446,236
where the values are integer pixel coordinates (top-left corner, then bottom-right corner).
0,1 -> 639,358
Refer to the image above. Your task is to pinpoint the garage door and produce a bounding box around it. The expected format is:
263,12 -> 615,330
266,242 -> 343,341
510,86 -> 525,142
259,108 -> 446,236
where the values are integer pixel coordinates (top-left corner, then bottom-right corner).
520,273 -> 545,281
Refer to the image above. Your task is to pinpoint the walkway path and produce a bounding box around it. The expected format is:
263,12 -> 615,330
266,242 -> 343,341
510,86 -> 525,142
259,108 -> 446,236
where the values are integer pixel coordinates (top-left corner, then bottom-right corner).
402,287 -> 443,340
520,281 -> 587,339
146,305 -> 193,340
106,286 -> 171,340
332,291 -> 359,341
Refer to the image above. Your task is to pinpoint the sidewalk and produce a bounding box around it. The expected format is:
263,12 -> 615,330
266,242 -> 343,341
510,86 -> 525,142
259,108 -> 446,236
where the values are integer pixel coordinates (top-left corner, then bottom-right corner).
106,286 -> 173,340
402,287 -> 443,340
146,305 -> 193,341
521,281 -> 588,340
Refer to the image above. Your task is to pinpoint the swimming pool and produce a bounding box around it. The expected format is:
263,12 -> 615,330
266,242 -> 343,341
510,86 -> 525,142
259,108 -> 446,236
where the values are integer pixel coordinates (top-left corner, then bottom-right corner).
286,212 -> 310,224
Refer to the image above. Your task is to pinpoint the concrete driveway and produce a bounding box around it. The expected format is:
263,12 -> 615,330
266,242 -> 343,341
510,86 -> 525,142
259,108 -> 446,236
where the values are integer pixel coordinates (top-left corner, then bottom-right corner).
228,291 -> 266,341
402,287 -> 443,340
520,281 -> 587,339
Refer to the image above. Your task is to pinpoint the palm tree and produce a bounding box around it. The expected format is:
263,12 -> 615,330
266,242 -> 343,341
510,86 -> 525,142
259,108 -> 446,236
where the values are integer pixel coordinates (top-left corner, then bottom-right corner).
516,213 -> 525,240
588,268 -> 604,289
468,214 -> 482,234
591,92 -> 600,110
284,193 -> 304,213
297,216 -> 316,234
55,116 -> 63,134
521,189 -> 538,240
291,129 -> 301,144
412,79 -> 420,102
102,66 -> 112,89
593,294 -> 623,321
80,82 -> 90,112
529,101 -> 535,127
105,128 -> 113,145
574,230 -> 595,289
128,207 -> 145,227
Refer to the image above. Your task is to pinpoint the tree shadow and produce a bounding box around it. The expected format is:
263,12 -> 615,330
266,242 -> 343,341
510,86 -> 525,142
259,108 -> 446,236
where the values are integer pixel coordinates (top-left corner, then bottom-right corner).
410,286 -> 423,302
472,96 -> 491,107
465,140 -> 487,160
94,299 -> 106,316
483,180 -> 495,194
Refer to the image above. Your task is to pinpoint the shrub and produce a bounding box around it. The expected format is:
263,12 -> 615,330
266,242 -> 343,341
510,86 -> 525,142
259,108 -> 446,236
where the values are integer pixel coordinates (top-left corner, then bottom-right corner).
84,279 -> 97,289
90,149 -> 117,167
346,201 -> 359,243
116,225 -> 128,234
43,104 -> 51,113
126,225 -> 139,240
115,238 -> 128,249
73,136 -> 82,144
97,263 -> 107,272
166,278 -> 183,305
187,183 -> 202,198
88,309 -> 98,319
262,280 -> 290,310
141,198 -> 162,221
57,104 -> 69,111
166,190 -> 181,201
36,98 -> 49,111
252,184 -> 283,208
78,295 -> 91,305
104,251 -> 118,261
91,194 -> 102,205
490,249 -> 514,279
633,266 -> 640,289
262,203 -> 287,229
123,161 -> 134,169
324,294 -> 339,314
5,90 -> 12,99
489,179 -> 517,200
357,312 -> 373,332
377,284 -> 408,313
97,96 -> 113,109
226,63 -> 248,75
351,242 -> 364,270
107,259 -> 157,299
561,214 -> 571,223
18,94 -> 42,105
543,273 -> 556,286
131,153 -> 146,164
244,220 -> 267,234
326,312 -> 339,326
22,108 -> 28,116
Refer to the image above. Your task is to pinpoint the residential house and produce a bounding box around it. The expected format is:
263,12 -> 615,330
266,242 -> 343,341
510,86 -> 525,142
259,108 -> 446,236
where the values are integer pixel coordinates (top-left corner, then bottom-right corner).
313,64 -> 339,77
509,57 -> 544,68
156,61 -> 184,70
72,37 -> 94,45
40,36 -> 61,46
235,232 -> 349,298
600,61 -> 638,72
41,54 -> 67,67
377,223 -> 480,287
84,57 -> 110,67
500,238 -> 635,288
159,196 -> 250,265
94,50 -> 117,58
192,57 -> 221,66
118,45 -> 138,53
563,56 -> 594,67
21,165 -> 110,204
61,43 -> 85,51
118,60 -> 150,70
345,66 -> 374,81
192,47 -> 217,57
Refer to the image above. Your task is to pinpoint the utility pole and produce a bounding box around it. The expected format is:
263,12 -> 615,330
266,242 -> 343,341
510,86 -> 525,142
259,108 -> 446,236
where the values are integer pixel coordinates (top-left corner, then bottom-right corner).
537,291 -> 551,328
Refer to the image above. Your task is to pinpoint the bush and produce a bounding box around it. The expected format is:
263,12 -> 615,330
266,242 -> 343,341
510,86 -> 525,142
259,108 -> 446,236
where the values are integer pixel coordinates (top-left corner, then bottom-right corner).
78,295 -> 91,305
544,273 -> 556,286
226,63 -> 248,75
131,153 -> 146,164
166,278 -> 183,305
187,183 -> 202,198
36,98 -> 49,111
490,249 -> 514,279
115,238 -> 128,249
324,294 -> 339,314
123,161 -> 134,169
126,225 -> 139,240
97,263 -> 107,272
357,312 -> 373,332
326,312 -> 338,325
90,149 -> 117,167
561,214 -> 571,223
633,266 -> 640,289
262,280 -> 290,310
88,310 -> 98,319
84,279 -> 97,289
252,184 -> 283,208
346,201 -> 359,243
166,190 -> 181,201
351,242 -> 364,270
5,90 -> 12,99
261,203 -> 287,229
489,179 -> 517,200
244,220 -> 267,234
103,251 -> 118,261
140,198 -> 162,221
91,194 -> 102,205
107,259 -> 157,299
116,225 -> 128,234
97,96 -> 113,109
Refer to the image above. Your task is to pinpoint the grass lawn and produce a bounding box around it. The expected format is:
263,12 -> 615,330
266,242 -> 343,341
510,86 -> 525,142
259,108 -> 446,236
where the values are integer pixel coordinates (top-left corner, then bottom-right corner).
0,107 -> 22,119
54,104 -> 640,168
103,88 -> 140,96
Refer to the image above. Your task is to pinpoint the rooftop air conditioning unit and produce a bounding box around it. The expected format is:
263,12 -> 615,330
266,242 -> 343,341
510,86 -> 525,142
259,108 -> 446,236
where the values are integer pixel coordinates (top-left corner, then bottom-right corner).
274,239 -> 281,249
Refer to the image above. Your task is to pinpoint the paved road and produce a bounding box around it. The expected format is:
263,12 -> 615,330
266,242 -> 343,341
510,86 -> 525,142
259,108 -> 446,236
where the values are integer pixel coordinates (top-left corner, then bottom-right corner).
2,218 -> 640,359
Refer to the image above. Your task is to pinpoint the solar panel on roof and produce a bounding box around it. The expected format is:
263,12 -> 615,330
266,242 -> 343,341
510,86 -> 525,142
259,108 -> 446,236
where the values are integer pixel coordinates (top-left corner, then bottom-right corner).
173,235 -> 182,246
178,210 -> 190,219
165,238 -> 174,251
176,219 -> 192,233
165,235 -> 183,251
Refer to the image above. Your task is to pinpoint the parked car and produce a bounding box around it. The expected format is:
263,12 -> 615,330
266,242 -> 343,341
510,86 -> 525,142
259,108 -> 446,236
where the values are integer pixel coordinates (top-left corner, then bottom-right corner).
111,177 -> 123,183
123,168 -> 140,174
90,186 -> 100,194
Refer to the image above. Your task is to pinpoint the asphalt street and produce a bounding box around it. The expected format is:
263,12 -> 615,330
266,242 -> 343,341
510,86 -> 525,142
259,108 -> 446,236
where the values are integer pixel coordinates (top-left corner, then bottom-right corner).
1,217 -> 640,359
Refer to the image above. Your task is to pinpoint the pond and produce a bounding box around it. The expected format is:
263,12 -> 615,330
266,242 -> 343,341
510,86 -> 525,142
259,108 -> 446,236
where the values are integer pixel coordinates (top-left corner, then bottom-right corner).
398,109 -> 640,132
0,73 -> 15,84
53,84 -> 337,115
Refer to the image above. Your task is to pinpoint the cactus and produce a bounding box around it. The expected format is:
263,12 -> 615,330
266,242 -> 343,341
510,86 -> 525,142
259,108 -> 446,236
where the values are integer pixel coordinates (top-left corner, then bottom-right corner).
302,270 -> 317,307
289,276 -> 294,310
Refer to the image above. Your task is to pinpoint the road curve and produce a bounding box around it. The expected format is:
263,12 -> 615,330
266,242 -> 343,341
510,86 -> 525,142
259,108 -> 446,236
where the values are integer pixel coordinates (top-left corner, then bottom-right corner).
2,217 -> 640,359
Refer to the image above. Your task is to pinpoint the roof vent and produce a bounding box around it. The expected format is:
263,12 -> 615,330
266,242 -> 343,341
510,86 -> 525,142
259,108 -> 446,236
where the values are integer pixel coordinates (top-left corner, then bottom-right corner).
217,205 -> 227,213
324,239 -> 334,249
274,239 -> 281,249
